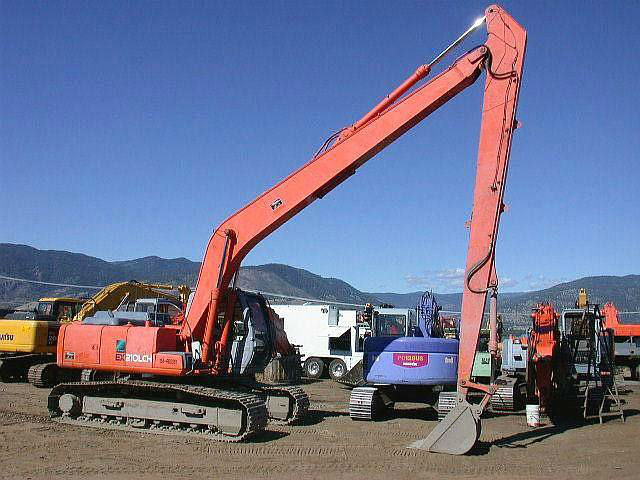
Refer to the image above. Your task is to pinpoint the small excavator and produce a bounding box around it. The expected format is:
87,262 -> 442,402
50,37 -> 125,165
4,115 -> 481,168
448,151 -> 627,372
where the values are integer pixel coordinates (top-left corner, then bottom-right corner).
49,4 -> 526,453
348,292 -> 459,420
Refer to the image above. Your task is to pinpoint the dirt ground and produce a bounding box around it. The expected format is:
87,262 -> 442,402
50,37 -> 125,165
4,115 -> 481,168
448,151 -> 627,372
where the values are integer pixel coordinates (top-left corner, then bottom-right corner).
1,379 -> 639,480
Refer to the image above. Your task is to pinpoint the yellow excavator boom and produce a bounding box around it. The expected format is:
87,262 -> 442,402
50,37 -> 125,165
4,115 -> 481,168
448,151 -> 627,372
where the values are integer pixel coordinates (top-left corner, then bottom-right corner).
72,280 -> 191,322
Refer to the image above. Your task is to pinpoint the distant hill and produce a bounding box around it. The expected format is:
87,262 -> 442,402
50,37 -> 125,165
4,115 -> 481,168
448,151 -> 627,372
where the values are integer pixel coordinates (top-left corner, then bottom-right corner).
364,291 -> 464,312
237,264 -> 375,305
0,244 -> 376,307
1,243 -> 639,313
496,275 -> 640,312
368,276 -> 640,313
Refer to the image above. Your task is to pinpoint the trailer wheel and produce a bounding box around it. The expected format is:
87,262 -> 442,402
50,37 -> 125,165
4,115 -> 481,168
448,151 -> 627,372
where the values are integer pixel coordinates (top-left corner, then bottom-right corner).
304,357 -> 324,379
328,359 -> 347,380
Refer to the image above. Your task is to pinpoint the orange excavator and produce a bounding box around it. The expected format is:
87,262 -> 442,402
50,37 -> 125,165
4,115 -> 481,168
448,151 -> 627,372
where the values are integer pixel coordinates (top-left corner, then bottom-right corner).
523,296 -> 625,422
49,4 -> 526,453
602,302 -> 640,379
527,303 -> 561,413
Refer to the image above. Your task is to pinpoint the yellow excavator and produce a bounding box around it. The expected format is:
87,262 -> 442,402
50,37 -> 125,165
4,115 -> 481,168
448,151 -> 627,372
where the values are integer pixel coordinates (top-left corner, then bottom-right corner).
1,297 -> 85,384
0,281 -> 189,386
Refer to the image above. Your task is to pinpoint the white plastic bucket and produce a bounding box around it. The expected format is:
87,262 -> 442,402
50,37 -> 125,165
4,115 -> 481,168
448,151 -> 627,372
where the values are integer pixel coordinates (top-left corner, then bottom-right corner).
526,404 -> 540,427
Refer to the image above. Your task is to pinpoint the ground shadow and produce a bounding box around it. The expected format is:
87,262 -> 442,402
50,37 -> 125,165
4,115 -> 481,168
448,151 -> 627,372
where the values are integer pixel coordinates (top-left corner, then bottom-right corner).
386,406 -> 437,421
492,422 -> 580,449
467,441 -> 492,456
471,404 -> 634,454
254,430 -> 289,442
299,378 -> 323,385
299,409 -> 348,426
492,409 -> 627,450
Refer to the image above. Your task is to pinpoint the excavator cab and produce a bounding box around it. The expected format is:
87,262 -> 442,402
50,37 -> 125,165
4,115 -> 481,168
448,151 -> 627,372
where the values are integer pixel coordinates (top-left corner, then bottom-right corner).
6,298 -> 85,322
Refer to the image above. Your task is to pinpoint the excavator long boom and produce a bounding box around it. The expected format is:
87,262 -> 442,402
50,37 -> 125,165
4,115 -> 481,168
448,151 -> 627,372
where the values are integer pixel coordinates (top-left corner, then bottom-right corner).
187,45 -> 485,364
186,5 -> 527,399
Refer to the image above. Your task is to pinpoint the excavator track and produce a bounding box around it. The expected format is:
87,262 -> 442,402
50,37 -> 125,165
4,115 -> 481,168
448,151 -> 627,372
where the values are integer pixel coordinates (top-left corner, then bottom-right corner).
27,362 -> 59,388
489,376 -> 519,412
0,358 -> 10,382
436,391 -> 457,420
75,371 -> 309,426
437,380 -> 519,419
349,386 -> 393,420
48,380 -> 268,442
490,386 -> 516,412
258,384 -> 309,425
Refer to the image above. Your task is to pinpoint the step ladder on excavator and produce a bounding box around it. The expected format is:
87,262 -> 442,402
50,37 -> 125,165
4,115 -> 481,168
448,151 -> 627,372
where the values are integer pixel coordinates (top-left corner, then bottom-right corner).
567,306 -> 624,424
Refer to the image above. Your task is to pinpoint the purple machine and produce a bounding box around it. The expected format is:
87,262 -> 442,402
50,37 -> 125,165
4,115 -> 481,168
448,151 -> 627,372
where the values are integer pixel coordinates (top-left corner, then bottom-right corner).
349,293 -> 458,420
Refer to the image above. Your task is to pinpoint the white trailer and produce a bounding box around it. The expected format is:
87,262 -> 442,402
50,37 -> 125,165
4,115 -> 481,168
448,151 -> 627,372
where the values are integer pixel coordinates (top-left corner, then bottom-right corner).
270,304 -> 370,380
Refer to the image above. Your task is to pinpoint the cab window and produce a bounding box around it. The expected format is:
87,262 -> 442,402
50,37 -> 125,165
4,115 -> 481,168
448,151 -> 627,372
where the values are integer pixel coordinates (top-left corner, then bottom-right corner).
166,303 -> 182,322
57,303 -> 76,320
377,314 -> 406,337
37,302 -> 53,317
135,303 -> 155,313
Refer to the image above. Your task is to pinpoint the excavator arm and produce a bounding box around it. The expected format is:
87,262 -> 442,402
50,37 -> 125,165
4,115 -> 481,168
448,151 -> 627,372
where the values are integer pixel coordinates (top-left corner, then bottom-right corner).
186,4 -> 527,395
187,45 -> 486,365
72,281 -> 190,323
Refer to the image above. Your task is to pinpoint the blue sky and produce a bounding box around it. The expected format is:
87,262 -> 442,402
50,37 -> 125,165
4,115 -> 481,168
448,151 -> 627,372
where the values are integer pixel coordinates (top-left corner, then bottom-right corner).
1,1 -> 638,294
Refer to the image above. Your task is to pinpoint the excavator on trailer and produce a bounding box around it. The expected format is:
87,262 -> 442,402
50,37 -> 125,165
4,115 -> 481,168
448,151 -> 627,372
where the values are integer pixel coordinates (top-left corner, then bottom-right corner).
49,4 -> 526,452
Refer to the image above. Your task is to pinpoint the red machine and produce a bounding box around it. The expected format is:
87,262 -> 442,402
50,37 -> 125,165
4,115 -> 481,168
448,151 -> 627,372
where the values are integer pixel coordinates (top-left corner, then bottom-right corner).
528,303 -> 560,412
50,4 -> 526,453
602,302 -> 640,378
603,302 -> 640,337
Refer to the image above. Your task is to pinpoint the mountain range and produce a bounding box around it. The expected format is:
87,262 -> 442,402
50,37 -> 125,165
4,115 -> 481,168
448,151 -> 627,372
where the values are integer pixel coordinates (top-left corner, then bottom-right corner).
1,243 -> 639,314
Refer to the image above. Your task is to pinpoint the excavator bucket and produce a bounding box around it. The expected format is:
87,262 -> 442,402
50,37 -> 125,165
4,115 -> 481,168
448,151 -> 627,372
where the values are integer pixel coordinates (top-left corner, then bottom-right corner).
338,360 -> 366,387
408,401 -> 480,455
